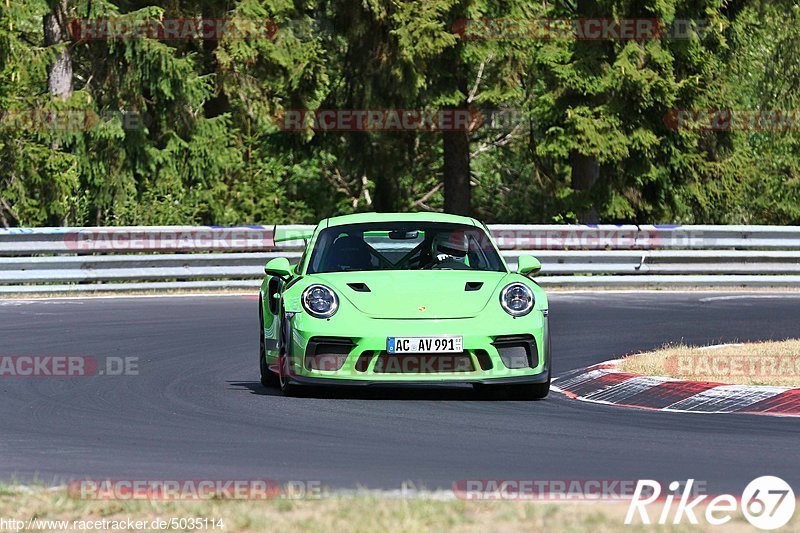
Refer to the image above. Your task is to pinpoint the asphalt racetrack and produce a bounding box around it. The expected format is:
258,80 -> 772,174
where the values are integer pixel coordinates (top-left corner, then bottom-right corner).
1,292 -> 799,494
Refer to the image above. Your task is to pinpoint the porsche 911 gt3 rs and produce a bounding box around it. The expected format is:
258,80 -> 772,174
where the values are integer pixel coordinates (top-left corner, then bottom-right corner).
259,212 -> 550,399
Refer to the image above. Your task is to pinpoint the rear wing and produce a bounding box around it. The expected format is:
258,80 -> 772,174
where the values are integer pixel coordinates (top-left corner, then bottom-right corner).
273,225 -> 314,245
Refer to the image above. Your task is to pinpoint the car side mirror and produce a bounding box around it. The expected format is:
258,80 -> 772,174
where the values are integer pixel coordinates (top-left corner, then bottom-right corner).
517,255 -> 541,276
265,257 -> 292,278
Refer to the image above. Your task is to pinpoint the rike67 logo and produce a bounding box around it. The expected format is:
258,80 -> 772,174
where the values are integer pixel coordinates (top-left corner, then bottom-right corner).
625,476 -> 795,530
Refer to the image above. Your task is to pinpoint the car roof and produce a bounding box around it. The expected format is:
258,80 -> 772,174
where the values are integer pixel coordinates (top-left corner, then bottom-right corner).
321,212 -> 480,228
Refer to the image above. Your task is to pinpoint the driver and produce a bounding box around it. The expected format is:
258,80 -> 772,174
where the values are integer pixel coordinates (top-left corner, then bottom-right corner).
429,231 -> 469,269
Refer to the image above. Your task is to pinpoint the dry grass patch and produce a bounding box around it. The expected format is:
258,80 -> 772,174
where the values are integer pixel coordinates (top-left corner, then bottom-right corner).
618,340 -> 800,386
2,486 -> 790,532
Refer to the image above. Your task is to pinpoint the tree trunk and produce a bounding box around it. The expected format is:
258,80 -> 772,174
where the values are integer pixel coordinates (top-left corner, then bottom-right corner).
441,0 -> 471,216
569,0 -> 601,223
570,150 -> 600,223
44,0 -> 72,99
373,171 -> 397,212
202,3 -> 229,119
443,128 -> 471,215
570,151 -> 599,190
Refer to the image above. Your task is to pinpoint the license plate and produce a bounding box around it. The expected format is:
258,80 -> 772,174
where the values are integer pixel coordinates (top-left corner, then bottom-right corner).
387,336 -> 463,354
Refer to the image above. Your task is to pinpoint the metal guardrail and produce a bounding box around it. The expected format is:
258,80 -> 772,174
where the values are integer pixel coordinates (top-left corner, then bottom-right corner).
1,225 -> 799,292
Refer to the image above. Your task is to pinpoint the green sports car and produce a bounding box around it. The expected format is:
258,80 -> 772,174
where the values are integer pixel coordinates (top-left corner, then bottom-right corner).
258,212 -> 550,399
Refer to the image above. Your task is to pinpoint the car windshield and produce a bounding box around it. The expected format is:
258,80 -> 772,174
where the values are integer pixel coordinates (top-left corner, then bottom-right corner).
307,222 -> 506,273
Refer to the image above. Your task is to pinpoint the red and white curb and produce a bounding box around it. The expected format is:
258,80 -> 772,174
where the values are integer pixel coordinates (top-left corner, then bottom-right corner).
552,356 -> 800,417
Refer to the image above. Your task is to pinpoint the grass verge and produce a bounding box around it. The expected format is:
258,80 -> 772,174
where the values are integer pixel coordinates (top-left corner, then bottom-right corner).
1,485 -> 790,532
617,340 -> 800,386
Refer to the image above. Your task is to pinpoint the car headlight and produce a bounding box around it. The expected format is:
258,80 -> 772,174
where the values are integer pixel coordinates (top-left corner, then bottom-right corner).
302,284 -> 339,318
499,282 -> 534,317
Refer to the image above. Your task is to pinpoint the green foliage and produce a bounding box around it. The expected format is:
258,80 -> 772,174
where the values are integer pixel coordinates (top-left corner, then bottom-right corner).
1,0 -> 799,226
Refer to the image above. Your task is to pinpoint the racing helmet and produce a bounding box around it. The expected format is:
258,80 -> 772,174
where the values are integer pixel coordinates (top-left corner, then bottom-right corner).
431,231 -> 469,260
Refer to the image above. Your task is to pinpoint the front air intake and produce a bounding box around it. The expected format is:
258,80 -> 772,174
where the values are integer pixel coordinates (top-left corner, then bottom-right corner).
492,335 -> 537,369
304,337 -> 355,371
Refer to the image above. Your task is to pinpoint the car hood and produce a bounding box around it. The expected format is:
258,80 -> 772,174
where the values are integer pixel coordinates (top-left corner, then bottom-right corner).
311,270 -> 511,319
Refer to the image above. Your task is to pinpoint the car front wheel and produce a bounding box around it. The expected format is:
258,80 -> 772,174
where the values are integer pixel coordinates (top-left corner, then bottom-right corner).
259,302 -> 279,388
473,374 -> 550,401
277,316 -> 304,397
506,378 -> 550,400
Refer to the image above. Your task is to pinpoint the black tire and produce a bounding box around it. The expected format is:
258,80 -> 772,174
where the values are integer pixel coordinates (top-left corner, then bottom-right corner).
505,326 -> 551,400
259,302 -> 279,388
277,316 -> 304,397
473,376 -> 550,401
278,354 -> 302,396
506,378 -> 550,400
471,383 -> 496,399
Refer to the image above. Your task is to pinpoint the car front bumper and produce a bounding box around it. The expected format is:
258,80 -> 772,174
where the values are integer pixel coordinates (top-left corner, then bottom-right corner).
281,311 -> 550,385
285,371 -> 550,388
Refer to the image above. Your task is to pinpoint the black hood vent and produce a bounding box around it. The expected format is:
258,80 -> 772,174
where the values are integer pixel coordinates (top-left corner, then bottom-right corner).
347,282 -> 371,292
465,281 -> 484,291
